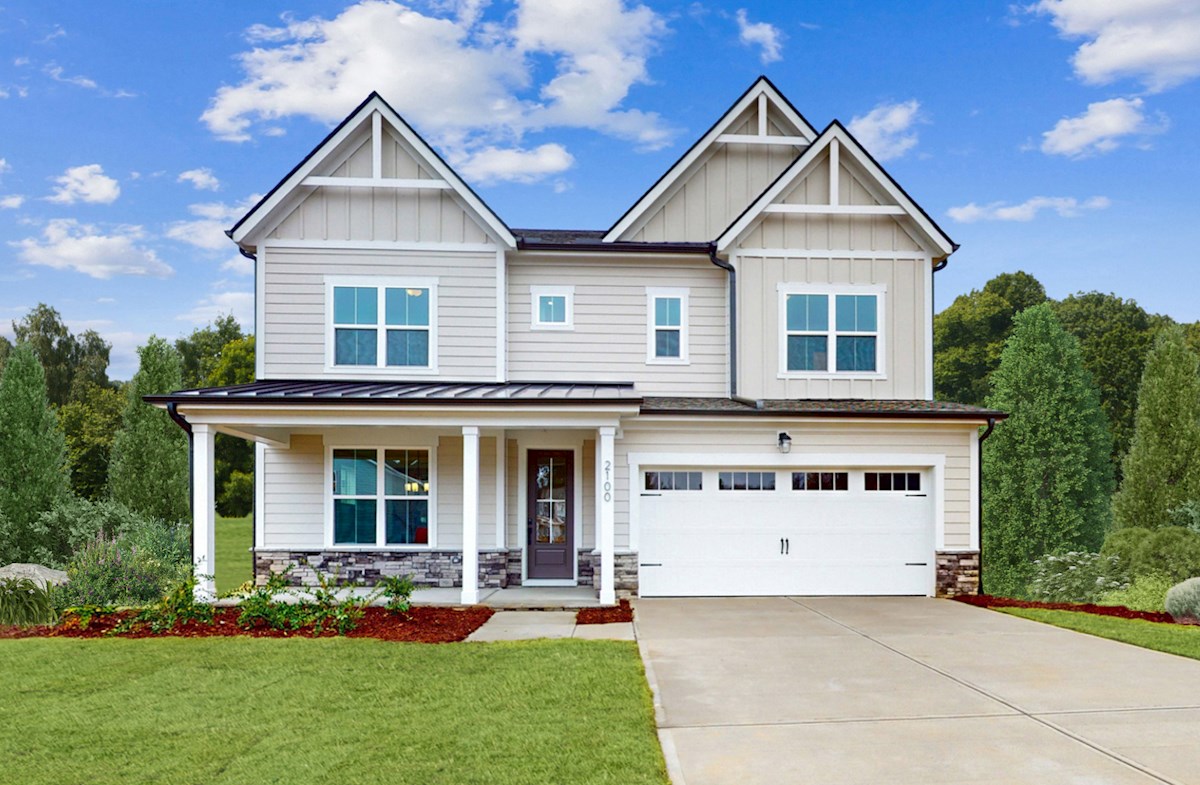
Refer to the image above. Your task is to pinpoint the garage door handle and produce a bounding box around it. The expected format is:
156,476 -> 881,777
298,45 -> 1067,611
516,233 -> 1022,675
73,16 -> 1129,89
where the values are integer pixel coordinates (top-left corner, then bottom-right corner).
905,562 -> 928,567
641,493 -> 662,497
785,538 -> 789,555
640,563 -> 662,567
906,493 -> 927,497
780,538 -> 784,554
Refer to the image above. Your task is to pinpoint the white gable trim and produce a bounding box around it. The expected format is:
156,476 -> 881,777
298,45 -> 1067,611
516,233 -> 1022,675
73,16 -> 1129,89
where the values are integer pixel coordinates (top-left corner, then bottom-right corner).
603,77 -> 817,243
715,123 -> 955,258
231,94 -> 515,250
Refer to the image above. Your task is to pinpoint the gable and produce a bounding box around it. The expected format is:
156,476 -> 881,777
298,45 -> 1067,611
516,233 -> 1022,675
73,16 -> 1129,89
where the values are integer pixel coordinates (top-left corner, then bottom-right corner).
717,123 -> 955,259
605,77 -> 817,243
231,93 -> 514,250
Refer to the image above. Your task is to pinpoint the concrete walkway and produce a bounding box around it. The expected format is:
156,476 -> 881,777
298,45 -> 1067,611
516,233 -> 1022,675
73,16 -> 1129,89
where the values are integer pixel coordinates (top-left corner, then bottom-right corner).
636,597 -> 1200,785
466,610 -> 634,642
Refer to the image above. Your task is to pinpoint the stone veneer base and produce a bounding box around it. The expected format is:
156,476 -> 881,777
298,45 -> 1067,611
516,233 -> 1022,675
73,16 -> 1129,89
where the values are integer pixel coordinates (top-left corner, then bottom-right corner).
935,550 -> 980,598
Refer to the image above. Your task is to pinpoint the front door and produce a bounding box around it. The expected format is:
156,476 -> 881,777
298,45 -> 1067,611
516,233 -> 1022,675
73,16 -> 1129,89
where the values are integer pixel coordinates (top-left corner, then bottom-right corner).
527,450 -> 574,580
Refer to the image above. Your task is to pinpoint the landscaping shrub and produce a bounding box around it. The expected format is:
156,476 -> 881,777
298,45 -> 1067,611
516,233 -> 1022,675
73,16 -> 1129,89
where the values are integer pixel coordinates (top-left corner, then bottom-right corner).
0,577 -> 56,626
1099,574 -> 1177,612
1131,527 -> 1200,583
115,513 -> 189,574
116,574 -> 214,634
35,497 -> 174,567
1169,500 -> 1200,534
51,537 -> 177,609
233,566 -> 375,636
1028,551 -> 1129,603
1101,526 -> 1153,567
379,574 -> 417,614
1166,578 -> 1200,623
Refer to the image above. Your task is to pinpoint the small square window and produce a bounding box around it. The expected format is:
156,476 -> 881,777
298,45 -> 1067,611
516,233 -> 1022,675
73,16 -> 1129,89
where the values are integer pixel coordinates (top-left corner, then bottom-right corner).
531,286 -> 573,329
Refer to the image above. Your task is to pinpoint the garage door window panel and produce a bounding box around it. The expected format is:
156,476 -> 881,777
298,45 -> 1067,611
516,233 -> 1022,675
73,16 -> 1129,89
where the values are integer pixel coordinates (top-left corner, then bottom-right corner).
791,471 -> 849,491
645,471 -> 702,491
865,471 -> 921,492
718,471 -> 776,491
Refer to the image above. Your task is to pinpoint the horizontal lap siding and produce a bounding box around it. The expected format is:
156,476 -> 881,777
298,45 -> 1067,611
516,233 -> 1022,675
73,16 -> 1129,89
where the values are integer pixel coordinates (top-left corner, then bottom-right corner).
262,247 -> 497,379
262,435 -> 324,549
736,252 -> 927,400
615,422 -> 974,551
507,255 -> 727,395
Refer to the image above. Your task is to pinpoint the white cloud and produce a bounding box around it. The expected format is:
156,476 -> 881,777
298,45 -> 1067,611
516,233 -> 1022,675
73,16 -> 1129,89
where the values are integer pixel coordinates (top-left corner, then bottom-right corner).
1040,97 -> 1166,157
178,291 -> 254,328
455,143 -> 574,185
47,164 -> 120,204
221,255 -> 254,276
0,195 -> 25,209
12,219 -> 173,279
947,195 -> 1111,223
44,63 -> 98,90
178,167 -> 221,191
165,195 -> 260,251
0,158 -> 9,175
735,9 -> 783,64
201,0 -> 673,183
848,99 -> 922,161
1032,0 -> 1200,92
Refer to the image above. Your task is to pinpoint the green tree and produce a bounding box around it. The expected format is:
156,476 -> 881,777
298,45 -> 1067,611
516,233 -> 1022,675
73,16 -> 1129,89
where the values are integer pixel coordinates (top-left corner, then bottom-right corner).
58,383 -> 125,501
934,271 -> 1047,405
982,304 -> 1114,598
0,336 -> 11,375
176,314 -> 244,389
12,304 -> 111,406
0,344 -> 70,563
1052,292 -> 1156,473
208,336 -> 256,517
108,336 -> 189,524
1112,326 -> 1200,529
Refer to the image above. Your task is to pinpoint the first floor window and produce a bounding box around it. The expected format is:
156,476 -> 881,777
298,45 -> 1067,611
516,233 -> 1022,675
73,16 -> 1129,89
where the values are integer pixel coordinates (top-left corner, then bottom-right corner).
332,448 -> 431,546
782,289 -> 880,374
331,281 -> 433,369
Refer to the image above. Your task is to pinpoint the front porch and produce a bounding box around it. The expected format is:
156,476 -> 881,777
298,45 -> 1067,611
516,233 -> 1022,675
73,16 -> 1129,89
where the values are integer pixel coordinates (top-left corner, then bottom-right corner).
153,380 -> 641,607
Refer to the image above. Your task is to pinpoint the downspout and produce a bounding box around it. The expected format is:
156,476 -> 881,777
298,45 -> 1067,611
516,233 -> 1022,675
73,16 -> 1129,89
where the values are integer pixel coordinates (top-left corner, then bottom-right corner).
166,402 -> 195,567
977,416 -> 997,595
708,245 -> 737,396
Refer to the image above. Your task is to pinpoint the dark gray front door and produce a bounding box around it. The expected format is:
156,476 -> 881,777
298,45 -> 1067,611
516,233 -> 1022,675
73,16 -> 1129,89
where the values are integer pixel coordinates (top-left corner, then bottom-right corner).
527,450 -> 574,580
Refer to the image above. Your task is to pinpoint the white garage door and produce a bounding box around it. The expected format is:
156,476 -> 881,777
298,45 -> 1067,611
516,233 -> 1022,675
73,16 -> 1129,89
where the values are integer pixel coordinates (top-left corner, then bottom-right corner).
638,467 -> 934,597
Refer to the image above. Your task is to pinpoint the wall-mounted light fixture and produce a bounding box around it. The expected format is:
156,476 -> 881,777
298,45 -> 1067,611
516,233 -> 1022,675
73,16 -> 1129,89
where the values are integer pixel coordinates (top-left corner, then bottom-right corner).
778,432 -> 792,454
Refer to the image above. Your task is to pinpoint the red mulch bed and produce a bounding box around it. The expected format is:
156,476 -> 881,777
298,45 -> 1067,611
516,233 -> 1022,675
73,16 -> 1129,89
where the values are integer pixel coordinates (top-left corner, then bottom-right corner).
954,594 -> 1177,624
576,599 -> 633,625
0,606 -> 494,643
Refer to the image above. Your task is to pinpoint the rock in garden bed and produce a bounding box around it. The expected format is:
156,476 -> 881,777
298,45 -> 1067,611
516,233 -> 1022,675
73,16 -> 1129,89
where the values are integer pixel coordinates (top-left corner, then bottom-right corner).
954,594 -> 1177,624
576,599 -> 633,625
0,606 -> 495,643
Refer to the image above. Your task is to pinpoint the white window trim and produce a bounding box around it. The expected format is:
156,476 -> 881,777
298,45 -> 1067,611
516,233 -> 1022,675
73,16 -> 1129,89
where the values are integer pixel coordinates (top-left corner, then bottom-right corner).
776,282 -> 886,380
324,275 -> 439,375
530,285 -> 575,331
646,287 -> 690,365
324,444 -> 439,550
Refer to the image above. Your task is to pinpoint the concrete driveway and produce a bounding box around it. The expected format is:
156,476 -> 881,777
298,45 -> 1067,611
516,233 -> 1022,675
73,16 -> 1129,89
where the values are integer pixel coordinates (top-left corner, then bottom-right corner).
635,597 -> 1200,785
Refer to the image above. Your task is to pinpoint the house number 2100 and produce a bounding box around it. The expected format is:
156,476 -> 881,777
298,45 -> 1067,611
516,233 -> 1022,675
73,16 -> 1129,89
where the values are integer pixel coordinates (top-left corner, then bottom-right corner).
603,460 -> 612,502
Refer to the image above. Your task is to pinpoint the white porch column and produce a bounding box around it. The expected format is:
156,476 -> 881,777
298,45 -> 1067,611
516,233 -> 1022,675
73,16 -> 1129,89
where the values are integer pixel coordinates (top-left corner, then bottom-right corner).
598,426 -> 616,605
462,426 -> 480,605
192,424 -> 217,602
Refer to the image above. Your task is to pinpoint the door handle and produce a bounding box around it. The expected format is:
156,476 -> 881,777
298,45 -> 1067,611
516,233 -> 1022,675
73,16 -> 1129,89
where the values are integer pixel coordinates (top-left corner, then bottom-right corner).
785,538 -> 789,555
780,538 -> 784,554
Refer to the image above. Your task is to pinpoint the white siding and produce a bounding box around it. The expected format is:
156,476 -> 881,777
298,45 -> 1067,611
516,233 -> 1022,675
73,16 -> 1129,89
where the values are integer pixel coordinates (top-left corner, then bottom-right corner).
262,434 -> 324,549
507,253 -> 727,395
261,246 -> 497,380
616,421 -> 975,552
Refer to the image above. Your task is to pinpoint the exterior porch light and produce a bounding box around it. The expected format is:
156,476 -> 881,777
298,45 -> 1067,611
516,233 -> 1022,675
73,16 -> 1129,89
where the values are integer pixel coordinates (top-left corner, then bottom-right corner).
778,432 -> 792,454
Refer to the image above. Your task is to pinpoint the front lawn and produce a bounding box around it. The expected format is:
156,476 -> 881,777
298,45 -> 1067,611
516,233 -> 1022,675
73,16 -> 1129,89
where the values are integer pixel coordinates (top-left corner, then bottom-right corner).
215,514 -> 252,594
1000,608 -> 1200,661
0,637 -> 667,785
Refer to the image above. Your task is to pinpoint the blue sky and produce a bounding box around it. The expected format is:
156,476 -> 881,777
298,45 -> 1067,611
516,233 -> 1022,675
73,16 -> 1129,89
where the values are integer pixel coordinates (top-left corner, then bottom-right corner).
1,1 -> 1197,378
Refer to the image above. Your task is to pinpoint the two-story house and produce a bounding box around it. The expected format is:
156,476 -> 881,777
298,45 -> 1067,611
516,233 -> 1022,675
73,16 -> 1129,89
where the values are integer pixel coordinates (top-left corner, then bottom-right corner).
150,77 -> 1003,605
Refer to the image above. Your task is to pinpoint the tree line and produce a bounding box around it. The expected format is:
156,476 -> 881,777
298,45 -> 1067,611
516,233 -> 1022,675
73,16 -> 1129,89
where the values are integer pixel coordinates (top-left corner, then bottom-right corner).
0,306 -> 253,565
938,274 -> 1200,597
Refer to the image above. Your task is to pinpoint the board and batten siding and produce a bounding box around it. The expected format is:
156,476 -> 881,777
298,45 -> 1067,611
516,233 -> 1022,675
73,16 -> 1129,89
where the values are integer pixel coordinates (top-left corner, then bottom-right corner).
615,421 -> 975,552
261,246 -> 498,380
261,432 -> 500,551
507,254 -> 727,395
735,253 -> 929,400
267,126 -> 494,246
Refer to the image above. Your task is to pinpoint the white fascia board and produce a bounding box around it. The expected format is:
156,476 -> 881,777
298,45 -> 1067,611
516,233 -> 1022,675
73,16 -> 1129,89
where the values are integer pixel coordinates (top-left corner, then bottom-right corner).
232,96 -> 516,250
716,124 -> 955,258
603,79 -> 816,243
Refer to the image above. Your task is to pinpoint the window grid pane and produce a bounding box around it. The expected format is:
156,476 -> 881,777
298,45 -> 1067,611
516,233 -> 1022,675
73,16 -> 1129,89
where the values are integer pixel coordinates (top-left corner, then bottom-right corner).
787,294 -> 828,332
655,297 -> 681,327
334,286 -> 378,326
836,336 -> 876,372
655,329 -> 681,358
538,295 -> 567,324
385,287 -> 429,327
386,329 -> 429,367
335,328 -> 377,366
787,335 -> 828,371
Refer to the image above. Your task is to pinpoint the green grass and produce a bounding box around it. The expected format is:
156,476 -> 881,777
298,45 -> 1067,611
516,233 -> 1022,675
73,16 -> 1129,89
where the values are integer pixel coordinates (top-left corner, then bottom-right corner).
0,637 -> 667,785
1000,608 -> 1200,661
215,514 -> 252,594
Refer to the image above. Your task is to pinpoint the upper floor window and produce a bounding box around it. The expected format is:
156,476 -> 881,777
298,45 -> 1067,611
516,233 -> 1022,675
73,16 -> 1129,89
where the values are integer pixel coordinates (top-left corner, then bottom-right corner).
326,277 -> 437,372
778,285 -> 883,377
530,285 -> 574,330
647,287 -> 689,364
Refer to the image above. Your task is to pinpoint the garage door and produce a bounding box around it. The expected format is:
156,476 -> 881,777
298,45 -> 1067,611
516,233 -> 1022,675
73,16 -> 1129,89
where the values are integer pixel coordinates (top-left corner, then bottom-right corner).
638,467 -> 934,597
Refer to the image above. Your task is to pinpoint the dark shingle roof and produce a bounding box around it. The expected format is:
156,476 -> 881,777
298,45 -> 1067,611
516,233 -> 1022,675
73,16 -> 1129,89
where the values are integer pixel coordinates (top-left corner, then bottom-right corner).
640,397 -> 1006,420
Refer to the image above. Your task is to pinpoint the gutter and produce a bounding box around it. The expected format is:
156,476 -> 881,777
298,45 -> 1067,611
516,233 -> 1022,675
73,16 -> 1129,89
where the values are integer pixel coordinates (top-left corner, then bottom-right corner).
708,245 -> 738,396
977,416 -> 997,594
515,240 -> 710,255
165,402 -> 195,567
